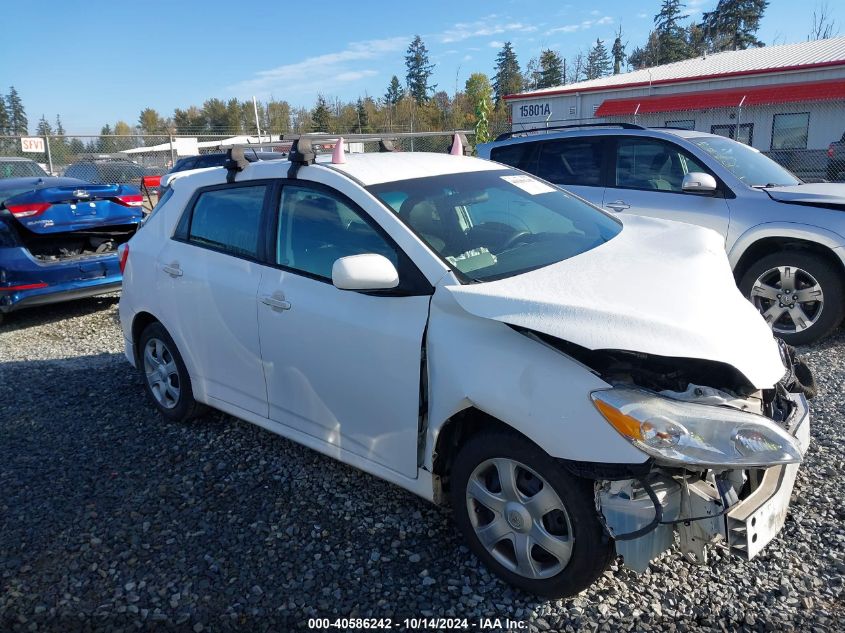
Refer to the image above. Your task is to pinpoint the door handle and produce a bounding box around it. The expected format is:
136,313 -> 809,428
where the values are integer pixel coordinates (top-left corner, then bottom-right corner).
605,200 -> 630,212
260,294 -> 291,311
162,263 -> 183,277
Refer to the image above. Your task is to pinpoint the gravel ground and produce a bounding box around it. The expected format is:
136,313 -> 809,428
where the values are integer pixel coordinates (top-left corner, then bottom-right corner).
1,298 -> 844,633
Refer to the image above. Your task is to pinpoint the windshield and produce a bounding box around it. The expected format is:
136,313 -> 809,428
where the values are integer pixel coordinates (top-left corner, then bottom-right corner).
690,136 -> 800,187
367,169 -> 621,282
0,161 -> 47,179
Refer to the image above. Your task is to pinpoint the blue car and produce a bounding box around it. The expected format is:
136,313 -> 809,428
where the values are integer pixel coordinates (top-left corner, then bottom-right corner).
0,177 -> 144,324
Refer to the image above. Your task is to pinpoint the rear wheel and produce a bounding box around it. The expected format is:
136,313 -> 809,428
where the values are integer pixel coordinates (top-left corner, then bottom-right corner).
138,322 -> 204,422
450,430 -> 614,597
740,251 -> 845,345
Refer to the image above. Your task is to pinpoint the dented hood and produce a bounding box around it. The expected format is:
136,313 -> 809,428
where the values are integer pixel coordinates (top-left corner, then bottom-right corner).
445,215 -> 785,389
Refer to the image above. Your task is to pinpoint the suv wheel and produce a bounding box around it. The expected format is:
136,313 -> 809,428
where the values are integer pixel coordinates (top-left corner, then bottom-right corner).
450,430 -> 614,597
739,251 -> 845,345
138,322 -> 204,422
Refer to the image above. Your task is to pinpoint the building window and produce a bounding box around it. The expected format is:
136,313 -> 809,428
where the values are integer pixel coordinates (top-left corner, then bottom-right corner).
666,119 -> 695,130
711,123 -> 754,146
771,112 -> 809,150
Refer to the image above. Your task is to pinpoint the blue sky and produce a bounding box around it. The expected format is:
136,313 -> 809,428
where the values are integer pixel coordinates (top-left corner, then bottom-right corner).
2,0 -> 842,133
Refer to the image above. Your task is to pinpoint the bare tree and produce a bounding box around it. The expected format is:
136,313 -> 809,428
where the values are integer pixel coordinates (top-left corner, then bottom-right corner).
809,2 -> 839,40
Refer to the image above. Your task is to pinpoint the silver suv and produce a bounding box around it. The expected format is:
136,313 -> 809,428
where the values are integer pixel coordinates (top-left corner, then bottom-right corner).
478,124 -> 845,345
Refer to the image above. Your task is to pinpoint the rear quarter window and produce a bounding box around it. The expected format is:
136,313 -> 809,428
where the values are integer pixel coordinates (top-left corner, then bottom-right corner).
490,143 -> 536,171
185,184 -> 268,259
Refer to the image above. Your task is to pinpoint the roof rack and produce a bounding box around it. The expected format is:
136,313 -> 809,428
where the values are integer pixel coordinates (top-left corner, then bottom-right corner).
494,122 -> 645,142
220,131 -> 477,180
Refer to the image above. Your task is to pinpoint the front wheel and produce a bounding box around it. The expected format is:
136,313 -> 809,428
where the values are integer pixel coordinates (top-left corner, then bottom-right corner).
450,430 -> 614,597
739,251 -> 845,346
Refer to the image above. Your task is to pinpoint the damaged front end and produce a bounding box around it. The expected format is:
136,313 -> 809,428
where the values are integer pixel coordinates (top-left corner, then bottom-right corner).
523,329 -> 815,573
585,342 -> 813,572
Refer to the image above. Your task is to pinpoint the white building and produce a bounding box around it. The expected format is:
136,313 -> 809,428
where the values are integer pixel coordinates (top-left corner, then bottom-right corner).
505,38 -> 845,177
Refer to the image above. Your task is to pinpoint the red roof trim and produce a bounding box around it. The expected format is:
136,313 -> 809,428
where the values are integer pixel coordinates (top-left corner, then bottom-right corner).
503,59 -> 845,101
593,79 -> 845,117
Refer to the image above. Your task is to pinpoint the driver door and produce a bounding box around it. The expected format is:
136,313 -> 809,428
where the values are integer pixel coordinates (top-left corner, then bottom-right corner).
256,182 -> 431,478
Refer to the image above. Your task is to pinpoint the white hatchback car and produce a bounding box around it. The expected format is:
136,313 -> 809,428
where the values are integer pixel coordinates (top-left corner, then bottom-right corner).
119,138 -> 812,597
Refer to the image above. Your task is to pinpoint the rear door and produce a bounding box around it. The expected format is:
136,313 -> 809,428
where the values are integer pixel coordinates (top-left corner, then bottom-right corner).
154,180 -> 271,416
604,136 -> 731,238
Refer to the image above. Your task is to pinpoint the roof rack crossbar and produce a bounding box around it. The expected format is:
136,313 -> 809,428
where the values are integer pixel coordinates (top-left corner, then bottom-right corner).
494,122 -> 644,141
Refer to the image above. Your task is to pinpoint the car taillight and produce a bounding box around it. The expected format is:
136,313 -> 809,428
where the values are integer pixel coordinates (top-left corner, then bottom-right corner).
828,144 -> 835,158
114,194 -> 144,207
118,243 -> 130,273
6,202 -> 51,218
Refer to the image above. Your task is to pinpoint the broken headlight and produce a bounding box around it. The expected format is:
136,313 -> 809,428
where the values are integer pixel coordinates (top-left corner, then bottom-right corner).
591,388 -> 802,467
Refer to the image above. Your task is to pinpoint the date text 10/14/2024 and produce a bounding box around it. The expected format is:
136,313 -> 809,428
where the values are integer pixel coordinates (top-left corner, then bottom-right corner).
307,617 -> 527,630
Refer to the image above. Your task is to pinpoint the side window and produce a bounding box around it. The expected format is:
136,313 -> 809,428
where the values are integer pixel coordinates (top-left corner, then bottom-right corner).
614,138 -> 710,192
536,138 -> 604,186
187,185 -> 267,258
277,186 -> 398,281
490,143 -> 536,171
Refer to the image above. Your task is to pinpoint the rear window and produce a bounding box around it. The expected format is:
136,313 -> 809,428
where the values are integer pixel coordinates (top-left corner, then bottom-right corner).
0,161 -> 47,178
186,185 -> 267,258
490,143 -> 536,171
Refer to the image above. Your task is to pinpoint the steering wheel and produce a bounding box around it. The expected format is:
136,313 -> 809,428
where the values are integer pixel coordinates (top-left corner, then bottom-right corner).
499,230 -> 534,251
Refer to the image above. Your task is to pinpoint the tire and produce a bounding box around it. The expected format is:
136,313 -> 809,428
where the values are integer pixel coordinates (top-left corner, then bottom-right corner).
739,250 -> 845,346
450,430 -> 614,597
137,322 -> 204,422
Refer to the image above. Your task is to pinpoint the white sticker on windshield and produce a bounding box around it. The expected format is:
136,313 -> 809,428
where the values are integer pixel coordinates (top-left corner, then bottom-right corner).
500,174 -> 555,195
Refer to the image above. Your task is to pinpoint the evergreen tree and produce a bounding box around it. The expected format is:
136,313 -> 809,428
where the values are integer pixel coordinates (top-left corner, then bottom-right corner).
36,114 -> 53,136
586,39 -> 612,80
629,31 -> 661,69
493,42 -> 522,105
384,75 -> 404,106
405,35 -> 436,104
7,86 -> 28,135
98,124 -> 116,153
173,106 -> 205,134
537,50 -> 564,89
266,99 -> 291,134
202,99 -> 230,132
355,98 -> 372,133
138,108 -> 166,135
655,0 -> 690,64
69,137 -> 85,155
55,114 -> 65,136
0,97 -> 9,136
311,95 -> 332,132
612,26 -> 627,74
702,0 -> 768,51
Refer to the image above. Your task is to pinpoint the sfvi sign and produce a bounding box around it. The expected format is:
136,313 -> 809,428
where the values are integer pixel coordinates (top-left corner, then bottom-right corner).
21,137 -> 45,153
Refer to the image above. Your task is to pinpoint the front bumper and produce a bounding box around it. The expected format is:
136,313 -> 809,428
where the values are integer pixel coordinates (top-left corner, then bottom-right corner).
725,394 -> 810,559
598,392 -> 810,571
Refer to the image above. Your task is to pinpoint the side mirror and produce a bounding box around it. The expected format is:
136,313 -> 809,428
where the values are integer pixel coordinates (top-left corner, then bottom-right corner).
682,172 -> 718,194
332,254 -> 399,291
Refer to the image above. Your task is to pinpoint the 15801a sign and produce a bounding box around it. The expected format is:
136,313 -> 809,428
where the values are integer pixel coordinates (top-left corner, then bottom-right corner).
21,137 -> 46,153
518,103 -> 552,118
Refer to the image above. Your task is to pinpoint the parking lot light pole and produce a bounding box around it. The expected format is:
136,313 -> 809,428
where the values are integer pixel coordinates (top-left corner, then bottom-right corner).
44,135 -> 53,175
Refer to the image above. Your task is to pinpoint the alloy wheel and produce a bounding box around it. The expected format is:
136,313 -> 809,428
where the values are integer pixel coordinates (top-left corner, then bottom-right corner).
465,458 -> 574,580
750,266 -> 824,335
143,337 -> 181,409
